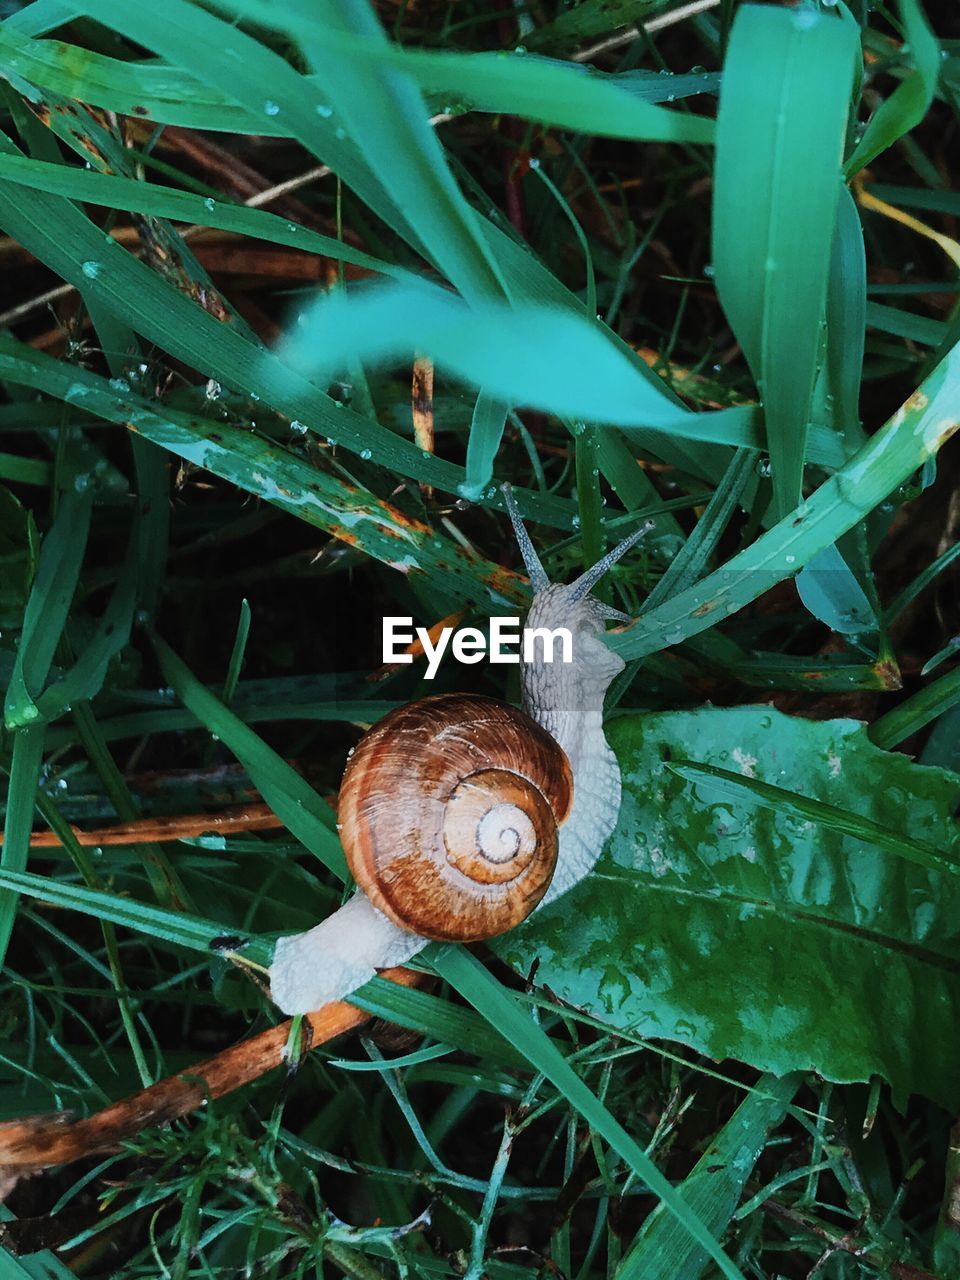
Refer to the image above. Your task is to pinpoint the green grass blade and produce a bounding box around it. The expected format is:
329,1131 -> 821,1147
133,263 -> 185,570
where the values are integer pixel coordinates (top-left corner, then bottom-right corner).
0,867 -> 272,965
0,152 -> 409,281
3,486 -> 91,729
870,664 -> 960,750
844,0 -> 939,178
433,947 -> 747,1280
0,20 -> 716,145
619,1073 -> 802,1280
0,724 -> 46,967
712,6 -> 857,519
150,632 -> 348,879
608,341 -> 960,659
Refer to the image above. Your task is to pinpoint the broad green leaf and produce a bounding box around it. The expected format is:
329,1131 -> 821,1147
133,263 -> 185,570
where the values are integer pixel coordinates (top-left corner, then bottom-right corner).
844,0 -> 940,177
712,5 -> 857,518
495,706 -> 960,1108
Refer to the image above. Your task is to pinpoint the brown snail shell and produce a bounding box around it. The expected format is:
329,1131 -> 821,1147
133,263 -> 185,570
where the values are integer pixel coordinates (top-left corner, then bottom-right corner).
338,692 -> 574,942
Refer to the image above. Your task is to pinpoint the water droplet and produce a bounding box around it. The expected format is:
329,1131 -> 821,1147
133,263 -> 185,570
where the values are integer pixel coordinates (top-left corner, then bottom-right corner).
528,156 -> 540,169
203,197 -> 216,212
81,260 -> 101,279
108,377 -> 129,393
334,127 -> 346,140
360,448 -> 372,460
56,778 -> 68,791
290,419 -> 308,435
264,100 -> 280,116
756,457 -> 773,478
315,103 -> 333,118
514,44 -> 527,54
205,379 -> 222,401
571,514 -> 581,530
703,263 -> 715,279
74,473 -> 91,491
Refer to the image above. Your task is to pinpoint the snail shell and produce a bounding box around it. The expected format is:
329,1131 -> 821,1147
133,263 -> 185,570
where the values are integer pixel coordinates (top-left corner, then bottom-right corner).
338,692 -> 573,941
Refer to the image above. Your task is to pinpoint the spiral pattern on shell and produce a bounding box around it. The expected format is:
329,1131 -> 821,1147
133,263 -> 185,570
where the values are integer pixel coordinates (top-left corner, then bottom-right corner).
338,693 -> 574,941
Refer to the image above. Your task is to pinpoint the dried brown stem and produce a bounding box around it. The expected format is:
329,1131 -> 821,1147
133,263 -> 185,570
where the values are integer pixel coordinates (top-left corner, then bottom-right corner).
0,967 -> 422,1174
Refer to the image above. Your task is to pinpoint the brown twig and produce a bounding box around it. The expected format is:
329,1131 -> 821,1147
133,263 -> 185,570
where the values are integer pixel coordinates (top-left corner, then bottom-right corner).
0,803 -> 285,848
0,967 -> 423,1174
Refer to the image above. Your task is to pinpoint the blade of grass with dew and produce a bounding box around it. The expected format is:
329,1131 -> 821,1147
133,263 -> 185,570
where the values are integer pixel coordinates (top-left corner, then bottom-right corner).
0,153 -> 412,282
0,334 -> 535,609
0,148 -> 581,531
3,485 -> 91,729
712,6 -> 857,520
844,0 -> 939,178
149,632 -> 347,880
65,0 -> 470,293
0,869 -> 273,967
0,21 -> 717,145
433,946 -> 747,1280
462,393 -> 510,501
279,279 -> 852,457
618,1073 -> 802,1280
667,760 -> 960,877
276,0 -> 509,306
607,341 -> 960,660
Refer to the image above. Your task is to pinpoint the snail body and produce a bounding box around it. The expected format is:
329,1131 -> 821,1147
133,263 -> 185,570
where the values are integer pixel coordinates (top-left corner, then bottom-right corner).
269,494 -> 646,1015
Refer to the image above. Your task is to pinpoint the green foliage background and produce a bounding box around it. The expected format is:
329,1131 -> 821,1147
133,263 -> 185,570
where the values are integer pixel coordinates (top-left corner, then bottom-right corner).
0,0 -> 958,1275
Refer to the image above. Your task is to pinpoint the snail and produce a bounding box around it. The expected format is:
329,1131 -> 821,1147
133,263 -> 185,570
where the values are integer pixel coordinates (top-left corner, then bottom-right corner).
269,490 -> 649,1015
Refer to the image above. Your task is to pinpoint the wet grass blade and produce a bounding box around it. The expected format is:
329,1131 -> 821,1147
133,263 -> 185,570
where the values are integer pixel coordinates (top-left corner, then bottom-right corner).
844,0 -> 939,178
609,342 -> 960,660
0,725 -> 45,967
0,868 -> 272,967
712,5 -> 857,519
434,947 -> 747,1280
4,486 -> 91,729
150,633 -> 348,880
0,21 -> 716,145
619,1073 -> 802,1280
